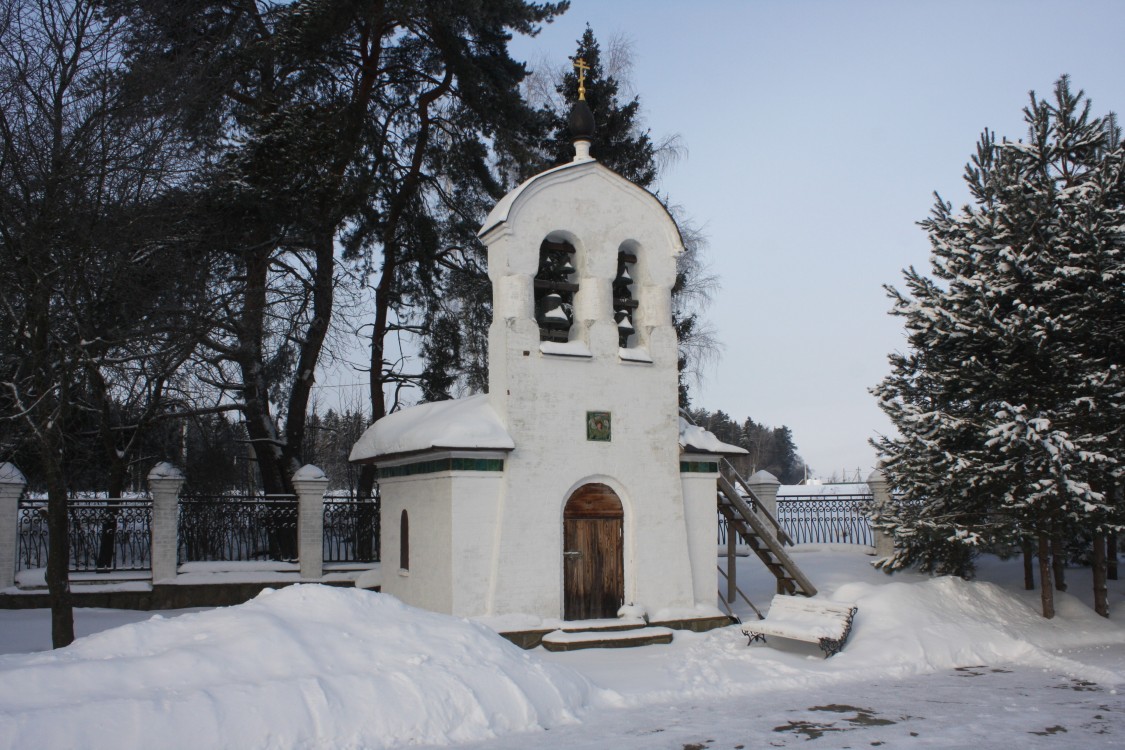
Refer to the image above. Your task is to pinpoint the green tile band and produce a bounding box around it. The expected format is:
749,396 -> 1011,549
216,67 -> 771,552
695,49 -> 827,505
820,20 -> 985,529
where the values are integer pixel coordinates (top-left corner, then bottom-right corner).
679,461 -> 718,474
378,457 -> 504,479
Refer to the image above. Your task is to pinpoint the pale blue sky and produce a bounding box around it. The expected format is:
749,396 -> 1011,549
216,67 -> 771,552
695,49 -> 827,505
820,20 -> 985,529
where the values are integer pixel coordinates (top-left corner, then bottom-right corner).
508,0 -> 1125,479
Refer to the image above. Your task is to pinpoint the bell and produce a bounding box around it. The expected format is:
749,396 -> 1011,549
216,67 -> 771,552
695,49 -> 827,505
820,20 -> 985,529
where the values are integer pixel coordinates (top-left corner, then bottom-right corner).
542,293 -> 570,326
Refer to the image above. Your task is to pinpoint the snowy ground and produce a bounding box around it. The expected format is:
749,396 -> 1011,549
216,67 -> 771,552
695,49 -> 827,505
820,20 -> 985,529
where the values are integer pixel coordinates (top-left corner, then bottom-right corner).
2,546 -> 1123,749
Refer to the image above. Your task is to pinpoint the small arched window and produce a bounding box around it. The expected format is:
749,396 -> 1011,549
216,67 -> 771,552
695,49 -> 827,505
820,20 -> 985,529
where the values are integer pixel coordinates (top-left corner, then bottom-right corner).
613,248 -> 638,347
399,509 -> 410,571
534,239 -> 578,342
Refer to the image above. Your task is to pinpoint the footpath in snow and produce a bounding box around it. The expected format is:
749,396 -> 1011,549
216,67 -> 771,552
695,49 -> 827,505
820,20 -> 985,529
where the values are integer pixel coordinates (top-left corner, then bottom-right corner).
1,546 -> 1123,749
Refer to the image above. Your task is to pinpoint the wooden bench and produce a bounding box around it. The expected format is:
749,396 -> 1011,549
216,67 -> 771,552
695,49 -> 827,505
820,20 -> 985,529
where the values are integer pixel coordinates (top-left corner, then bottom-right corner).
741,595 -> 858,657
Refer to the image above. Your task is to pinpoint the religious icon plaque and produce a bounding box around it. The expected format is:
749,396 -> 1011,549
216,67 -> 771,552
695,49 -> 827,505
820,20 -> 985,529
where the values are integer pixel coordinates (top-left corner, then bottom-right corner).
586,411 -> 611,442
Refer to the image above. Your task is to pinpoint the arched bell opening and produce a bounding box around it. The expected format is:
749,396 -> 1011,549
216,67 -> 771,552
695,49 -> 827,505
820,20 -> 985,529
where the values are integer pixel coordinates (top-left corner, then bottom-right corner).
562,483 -> 624,620
613,242 -> 639,348
535,236 -> 578,342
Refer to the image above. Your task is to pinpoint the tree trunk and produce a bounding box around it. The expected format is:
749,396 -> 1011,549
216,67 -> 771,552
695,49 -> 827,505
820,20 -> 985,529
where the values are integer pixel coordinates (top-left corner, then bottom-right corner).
95,408 -> 129,571
356,221 -> 396,505
1109,482 -> 1120,581
1108,532 -> 1119,581
357,70 -> 451,499
94,501 -> 121,572
239,245 -> 292,498
357,290 -> 389,504
236,242 -> 296,558
1050,535 -> 1067,591
281,229 -> 335,476
1092,532 -> 1108,618
1022,537 -> 1035,590
1038,533 -> 1055,619
44,459 -> 74,648
29,288 -> 74,646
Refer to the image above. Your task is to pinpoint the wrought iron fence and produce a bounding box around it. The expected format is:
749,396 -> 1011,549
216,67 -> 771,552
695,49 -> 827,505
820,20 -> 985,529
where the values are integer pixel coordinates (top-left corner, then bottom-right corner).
16,500 -> 45,570
17,500 -> 48,571
178,495 -> 298,563
16,490 -> 380,573
776,495 -> 874,546
17,498 -> 153,572
718,494 -> 875,547
322,495 -> 379,563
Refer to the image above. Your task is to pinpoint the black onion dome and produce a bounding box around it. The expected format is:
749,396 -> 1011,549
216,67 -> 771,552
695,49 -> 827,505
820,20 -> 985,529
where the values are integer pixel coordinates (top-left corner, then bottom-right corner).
568,99 -> 596,141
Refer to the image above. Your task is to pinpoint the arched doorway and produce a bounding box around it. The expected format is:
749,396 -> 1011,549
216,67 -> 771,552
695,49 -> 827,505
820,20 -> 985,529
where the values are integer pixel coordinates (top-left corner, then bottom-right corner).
563,483 -> 624,620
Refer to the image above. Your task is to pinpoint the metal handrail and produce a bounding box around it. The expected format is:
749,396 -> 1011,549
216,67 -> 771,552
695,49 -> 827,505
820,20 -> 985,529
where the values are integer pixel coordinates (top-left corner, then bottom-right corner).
719,474 -> 818,597
719,458 -> 793,546
716,564 -> 764,620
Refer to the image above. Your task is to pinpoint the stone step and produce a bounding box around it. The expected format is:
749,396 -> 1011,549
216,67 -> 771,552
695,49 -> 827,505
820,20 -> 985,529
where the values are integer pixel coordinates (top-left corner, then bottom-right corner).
557,616 -> 647,633
540,626 -> 674,652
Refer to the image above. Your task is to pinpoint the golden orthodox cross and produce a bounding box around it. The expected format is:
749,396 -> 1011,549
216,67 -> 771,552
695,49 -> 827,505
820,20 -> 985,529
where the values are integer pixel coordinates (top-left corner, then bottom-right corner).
573,57 -> 590,101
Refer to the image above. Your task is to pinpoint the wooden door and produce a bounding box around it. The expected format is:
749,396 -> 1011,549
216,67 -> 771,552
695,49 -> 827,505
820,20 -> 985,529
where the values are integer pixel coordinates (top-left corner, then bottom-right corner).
563,483 -> 624,620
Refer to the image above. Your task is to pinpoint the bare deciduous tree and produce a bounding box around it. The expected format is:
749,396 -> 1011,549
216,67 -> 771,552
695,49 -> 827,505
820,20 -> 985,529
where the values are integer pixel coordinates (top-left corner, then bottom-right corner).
0,0 -> 207,646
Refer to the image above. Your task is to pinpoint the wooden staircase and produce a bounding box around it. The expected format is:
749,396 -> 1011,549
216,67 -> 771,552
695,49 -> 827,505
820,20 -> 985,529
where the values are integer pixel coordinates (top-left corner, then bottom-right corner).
717,463 -> 817,598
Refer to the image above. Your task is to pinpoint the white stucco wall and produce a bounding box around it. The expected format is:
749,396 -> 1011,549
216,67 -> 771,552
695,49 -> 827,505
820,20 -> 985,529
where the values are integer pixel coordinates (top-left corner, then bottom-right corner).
449,472 -> 504,617
479,159 -> 698,620
681,461 -> 724,607
378,474 -> 453,613
366,154 -> 726,623
377,460 -> 504,616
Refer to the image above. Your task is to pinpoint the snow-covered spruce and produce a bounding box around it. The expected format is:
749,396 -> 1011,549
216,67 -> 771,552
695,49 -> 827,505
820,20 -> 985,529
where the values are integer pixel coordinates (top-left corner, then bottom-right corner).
871,76 -> 1125,616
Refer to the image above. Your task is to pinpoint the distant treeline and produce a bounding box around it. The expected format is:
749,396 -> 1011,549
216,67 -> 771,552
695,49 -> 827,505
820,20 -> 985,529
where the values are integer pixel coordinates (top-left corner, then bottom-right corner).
15,404 -> 807,494
684,409 -> 807,485
10,408 -> 368,497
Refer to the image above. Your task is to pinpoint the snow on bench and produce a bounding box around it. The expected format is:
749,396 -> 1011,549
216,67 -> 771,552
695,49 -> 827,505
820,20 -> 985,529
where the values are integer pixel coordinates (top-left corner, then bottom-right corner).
741,595 -> 857,658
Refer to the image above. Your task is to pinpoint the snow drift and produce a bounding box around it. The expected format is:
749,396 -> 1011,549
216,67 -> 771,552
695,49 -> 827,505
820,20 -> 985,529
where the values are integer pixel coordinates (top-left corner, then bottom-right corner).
1,548 -> 1122,749
0,586 -> 598,750
595,548 -> 1125,705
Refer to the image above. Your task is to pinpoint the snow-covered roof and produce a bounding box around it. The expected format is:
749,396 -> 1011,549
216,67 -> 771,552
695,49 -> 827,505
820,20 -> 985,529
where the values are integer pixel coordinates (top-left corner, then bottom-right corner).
478,159 -> 589,238
778,482 -> 871,497
0,462 -> 26,485
293,464 -> 327,481
477,155 -> 683,250
147,462 -> 183,481
678,417 -> 748,456
349,394 -> 514,463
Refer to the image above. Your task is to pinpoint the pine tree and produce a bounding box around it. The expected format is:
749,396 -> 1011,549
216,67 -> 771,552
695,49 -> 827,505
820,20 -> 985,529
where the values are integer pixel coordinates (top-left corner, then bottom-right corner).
529,27 -> 717,403
686,408 -> 809,482
118,0 -> 566,495
530,25 -> 658,185
772,426 -> 804,484
872,77 -> 1125,616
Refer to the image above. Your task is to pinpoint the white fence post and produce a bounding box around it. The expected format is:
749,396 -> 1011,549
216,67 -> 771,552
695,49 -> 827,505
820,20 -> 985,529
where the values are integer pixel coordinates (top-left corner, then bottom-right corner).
148,462 -> 185,583
294,465 -> 329,581
866,468 -> 896,559
747,470 -> 781,540
0,463 -> 27,590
